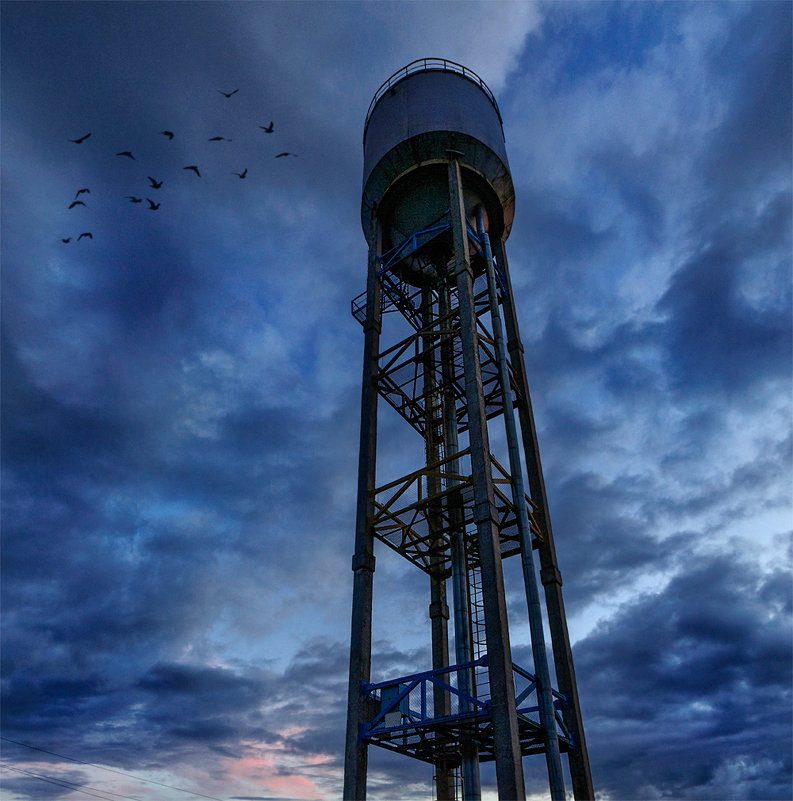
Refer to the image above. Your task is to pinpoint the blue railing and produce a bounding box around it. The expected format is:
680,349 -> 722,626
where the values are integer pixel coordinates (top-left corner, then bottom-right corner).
361,655 -> 571,744
351,214 -> 505,325
362,656 -> 488,737
377,212 -> 451,275
376,211 -> 486,276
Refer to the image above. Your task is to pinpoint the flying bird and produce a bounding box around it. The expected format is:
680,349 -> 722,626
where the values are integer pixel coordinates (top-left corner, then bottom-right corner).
259,122 -> 274,133
146,199 -> 160,210
125,196 -> 143,203
275,152 -> 298,158
69,200 -> 87,209
74,188 -> 90,198
208,136 -> 232,142
78,232 -> 93,240
232,168 -> 248,179
69,133 -> 91,144
147,176 -> 163,188
183,165 -> 201,177
160,130 -> 175,139
218,88 -> 239,98
61,237 -> 72,243
116,151 -> 135,160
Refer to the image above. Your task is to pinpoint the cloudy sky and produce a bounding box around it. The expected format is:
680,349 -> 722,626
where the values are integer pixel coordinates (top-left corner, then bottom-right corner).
1,2 -> 790,800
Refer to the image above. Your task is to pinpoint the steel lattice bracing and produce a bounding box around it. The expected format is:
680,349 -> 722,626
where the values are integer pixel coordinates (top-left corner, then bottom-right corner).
353,261 -> 545,579
352,264 -> 510,440
346,214 -> 569,799
367,447 -> 545,576
345,59 -> 594,801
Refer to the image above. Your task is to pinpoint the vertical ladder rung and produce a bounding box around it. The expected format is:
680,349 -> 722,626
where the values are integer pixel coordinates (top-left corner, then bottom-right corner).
468,566 -> 489,700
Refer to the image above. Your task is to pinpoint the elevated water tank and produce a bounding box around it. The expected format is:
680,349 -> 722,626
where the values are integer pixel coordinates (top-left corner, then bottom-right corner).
362,59 -> 515,286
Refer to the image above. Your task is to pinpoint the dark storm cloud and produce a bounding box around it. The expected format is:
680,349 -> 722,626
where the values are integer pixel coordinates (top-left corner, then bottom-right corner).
2,389 -> 357,667
700,1 -> 792,213
5,644 -> 341,771
264,639 -> 350,763
544,470 -> 685,608
663,433 -> 792,528
511,188 -> 616,269
2,2 -> 790,800
540,423 -> 791,614
587,144 -> 666,245
2,316 -> 361,782
532,305 -> 790,612
2,674 -> 108,734
536,0 -> 676,83
498,10 -> 791,797
139,662 -> 265,706
1,332 -> 128,476
658,192 -> 791,397
0,768 -> 93,801
576,551 -> 792,799
135,663 -> 276,751
505,0 -> 791,629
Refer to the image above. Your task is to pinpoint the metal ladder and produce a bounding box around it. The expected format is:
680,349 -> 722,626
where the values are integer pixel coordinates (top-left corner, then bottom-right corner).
468,565 -> 490,701
433,766 -> 463,801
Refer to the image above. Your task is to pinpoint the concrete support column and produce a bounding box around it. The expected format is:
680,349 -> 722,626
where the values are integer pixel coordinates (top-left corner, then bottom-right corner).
343,223 -> 382,801
492,238 -> 595,800
447,157 -> 526,801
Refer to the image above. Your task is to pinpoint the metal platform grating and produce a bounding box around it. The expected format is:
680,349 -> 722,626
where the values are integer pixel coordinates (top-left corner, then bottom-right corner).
361,656 -> 572,766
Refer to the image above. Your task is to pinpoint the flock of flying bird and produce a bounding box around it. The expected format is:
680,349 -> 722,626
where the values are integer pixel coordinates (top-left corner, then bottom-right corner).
61,88 -> 298,243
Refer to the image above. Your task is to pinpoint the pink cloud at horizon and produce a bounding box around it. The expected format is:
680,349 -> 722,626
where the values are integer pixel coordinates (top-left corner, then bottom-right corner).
221,753 -> 326,801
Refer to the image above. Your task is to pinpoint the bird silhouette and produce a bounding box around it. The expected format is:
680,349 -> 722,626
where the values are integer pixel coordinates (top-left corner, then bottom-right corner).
69,133 -> 91,143
232,169 -> 248,179
275,152 -> 298,158
259,122 -> 274,133
61,237 -> 72,243
183,165 -> 201,177
160,130 -> 175,140
74,188 -> 90,198
146,199 -> 160,210
218,88 -> 239,98
125,196 -> 143,203
208,136 -> 232,142
69,200 -> 87,209
147,176 -> 163,189
78,232 -> 93,240
116,151 -> 135,160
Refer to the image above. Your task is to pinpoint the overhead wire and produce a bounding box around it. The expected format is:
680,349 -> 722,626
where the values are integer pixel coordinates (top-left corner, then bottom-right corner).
1,762 -> 132,801
0,737 -> 227,801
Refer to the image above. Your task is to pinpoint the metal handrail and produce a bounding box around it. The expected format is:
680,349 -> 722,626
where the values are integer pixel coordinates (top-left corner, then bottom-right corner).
361,656 -> 572,742
364,58 -> 502,138
362,656 -> 490,736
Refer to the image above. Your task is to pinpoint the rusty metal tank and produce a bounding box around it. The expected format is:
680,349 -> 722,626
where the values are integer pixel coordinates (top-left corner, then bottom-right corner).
362,59 -> 515,286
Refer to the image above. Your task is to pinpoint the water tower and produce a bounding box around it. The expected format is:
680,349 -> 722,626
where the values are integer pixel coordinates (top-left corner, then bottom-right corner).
344,59 -> 594,801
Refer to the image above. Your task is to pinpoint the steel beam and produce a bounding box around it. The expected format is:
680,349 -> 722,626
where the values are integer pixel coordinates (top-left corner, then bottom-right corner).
440,285 -> 482,800
492,237 -> 595,800
422,289 -> 454,800
343,223 -> 382,801
448,157 -> 526,801
478,210 -> 566,801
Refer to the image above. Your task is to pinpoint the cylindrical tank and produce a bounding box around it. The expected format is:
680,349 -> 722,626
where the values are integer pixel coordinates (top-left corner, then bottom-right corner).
362,59 -> 514,286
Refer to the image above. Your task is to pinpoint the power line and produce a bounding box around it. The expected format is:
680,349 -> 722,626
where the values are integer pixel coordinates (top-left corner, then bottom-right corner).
0,737 -> 227,801
1,762 -> 130,801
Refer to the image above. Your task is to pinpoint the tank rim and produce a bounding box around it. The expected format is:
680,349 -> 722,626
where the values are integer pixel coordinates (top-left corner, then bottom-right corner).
364,58 -> 503,143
